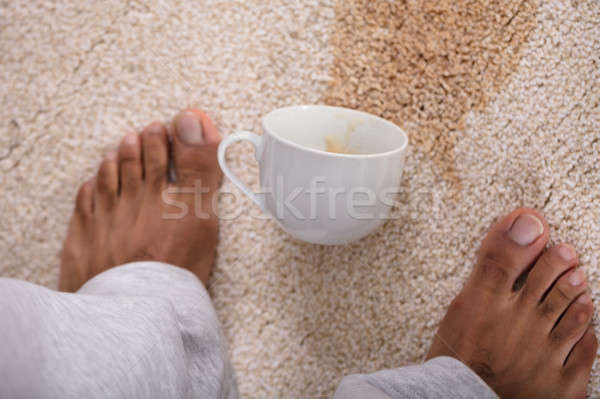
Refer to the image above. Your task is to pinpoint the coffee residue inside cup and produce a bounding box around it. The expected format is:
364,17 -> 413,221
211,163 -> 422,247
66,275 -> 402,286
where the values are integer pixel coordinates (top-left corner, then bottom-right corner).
325,136 -> 356,154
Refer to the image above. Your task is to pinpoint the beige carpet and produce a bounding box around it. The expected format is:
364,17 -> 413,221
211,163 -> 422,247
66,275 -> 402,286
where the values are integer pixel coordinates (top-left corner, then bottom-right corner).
1,0 -> 599,397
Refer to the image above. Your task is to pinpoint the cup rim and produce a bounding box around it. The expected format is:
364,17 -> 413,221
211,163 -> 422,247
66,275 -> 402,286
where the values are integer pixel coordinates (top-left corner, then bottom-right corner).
262,105 -> 409,159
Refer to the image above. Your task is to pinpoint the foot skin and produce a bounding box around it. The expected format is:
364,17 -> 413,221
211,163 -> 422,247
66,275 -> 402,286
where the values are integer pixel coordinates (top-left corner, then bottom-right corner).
428,208 -> 597,399
59,109 -> 222,291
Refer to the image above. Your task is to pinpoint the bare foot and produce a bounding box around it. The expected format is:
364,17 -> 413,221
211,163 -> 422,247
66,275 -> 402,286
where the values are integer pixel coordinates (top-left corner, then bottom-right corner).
428,208 -> 597,398
59,109 -> 222,291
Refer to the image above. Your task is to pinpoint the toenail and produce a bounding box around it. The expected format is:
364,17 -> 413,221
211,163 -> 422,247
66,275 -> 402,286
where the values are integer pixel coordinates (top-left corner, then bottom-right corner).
175,111 -> 204,144
105,151 -> 117,160
558,244 -> 576,261
569,269 -> 584,286
507,214 -> 544,246
124,133 -> 138,145
578,293 -> 591,305
146,122 -> 164,135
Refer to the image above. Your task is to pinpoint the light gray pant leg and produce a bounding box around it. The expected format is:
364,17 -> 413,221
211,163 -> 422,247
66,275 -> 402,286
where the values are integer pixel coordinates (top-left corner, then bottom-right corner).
0,261 -> 238,399
334,357 -> 498,399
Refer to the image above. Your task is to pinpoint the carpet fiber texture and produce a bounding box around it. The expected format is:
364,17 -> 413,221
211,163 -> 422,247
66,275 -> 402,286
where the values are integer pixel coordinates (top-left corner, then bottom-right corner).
1,0 -> 599,397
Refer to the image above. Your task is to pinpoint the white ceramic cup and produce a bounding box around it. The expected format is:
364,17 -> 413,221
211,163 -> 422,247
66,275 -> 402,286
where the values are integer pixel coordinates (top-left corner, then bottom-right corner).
217,105 -> 408,245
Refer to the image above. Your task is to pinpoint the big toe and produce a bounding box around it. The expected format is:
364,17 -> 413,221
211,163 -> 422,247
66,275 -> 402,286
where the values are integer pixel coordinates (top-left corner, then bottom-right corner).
468,208 -> 549,295
172,109 -> 221,185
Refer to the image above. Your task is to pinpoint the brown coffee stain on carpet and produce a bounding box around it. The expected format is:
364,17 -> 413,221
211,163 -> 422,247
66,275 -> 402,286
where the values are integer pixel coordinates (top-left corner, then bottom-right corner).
326,0 -> 538,188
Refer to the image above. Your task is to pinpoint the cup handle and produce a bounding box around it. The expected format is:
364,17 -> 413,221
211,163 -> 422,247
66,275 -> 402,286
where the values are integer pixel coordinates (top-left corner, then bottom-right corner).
217,131 -> 265,210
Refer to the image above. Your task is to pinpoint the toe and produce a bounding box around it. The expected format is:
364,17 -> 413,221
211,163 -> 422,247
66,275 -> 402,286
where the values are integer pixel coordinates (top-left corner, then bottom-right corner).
550,293 -> 594,364
521,244 -> 579,302
118,133 -> 143,195
75,179 -> 94,216
535,266 -> 587,330
141,122 -> 169,189
95,152 -> 119,210
562,328 -> 597,397
468,208 -> 549,294
172,109 -> 221,184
